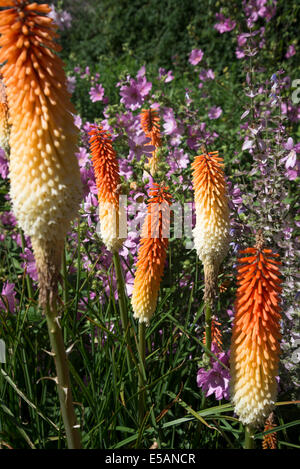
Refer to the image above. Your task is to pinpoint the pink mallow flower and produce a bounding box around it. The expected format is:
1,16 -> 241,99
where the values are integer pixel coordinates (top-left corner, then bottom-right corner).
89,83 -> 105,102
214,13 -> 236,33
188,49 -> 204,66
197,346 -> 230,400
120,74 -> 152,111
285,44 -> 296,59
158,68 -> 174,83
0,149 -> 8,179
208,106 -> 222,120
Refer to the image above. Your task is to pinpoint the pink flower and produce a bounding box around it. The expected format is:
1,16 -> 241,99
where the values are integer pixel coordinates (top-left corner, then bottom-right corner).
281,137 -> 300,179
0,149 -> 9,179
214,13 -> 236,33
199,68 -> 215,82
120,77 -> 152,110
163,108 -> 178,135
189,49 -> 204,66
128,134 -> 155,160
76,147 -> 90,167
285,44 -> 296,59
89,83 -> 105,102
197,346 -> 230,400
208,106 -> 222,120
66,75 -> 76,94
158,68 -> 174,83
0,282 -> 18,314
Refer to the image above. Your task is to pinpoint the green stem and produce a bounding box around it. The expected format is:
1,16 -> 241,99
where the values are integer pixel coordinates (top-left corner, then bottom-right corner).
20,231 -> 34,301
62,245 -> 69,306
244,425 -> 255,449
113,251 -> 129,333
45,300 -> 81,449
113,251 -> 132,381
138,321 -> 146,427
204,300 -> 212,358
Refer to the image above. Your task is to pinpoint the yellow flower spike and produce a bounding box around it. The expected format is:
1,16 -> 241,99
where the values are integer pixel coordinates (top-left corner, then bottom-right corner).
131,183 -> 172,324
230,234 -> 282,428
191,150 -> 230,303
0,1 -> 82,306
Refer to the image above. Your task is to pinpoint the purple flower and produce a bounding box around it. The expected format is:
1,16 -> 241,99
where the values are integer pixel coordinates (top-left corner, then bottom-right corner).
208,106 -> 222,120
0,211 -> 16,227
158,68 -> 174,83
120,80 -> 144,111
214,13 -> 236,33
186,125 -> 201,150
89,83 -> 105,103
188,49 -> 204,66
66,76 -> 76,94
74,114 -> 82,129
281,101 -> 300,123
235,47 -> 245,59
197,347 -> 230,400
285,44 -> 296,59
49,4 -> 72,30
243,0 -> 277,28
0,282 -> 18,313
128,133 -> 155,160
76,146 -> 90,167
280,140 -> 300,180
136,75 -> 152,97
166,149 -> 189,177
163,108 -> 179,136
199,68 -> 215,82
0,149 -> 8,179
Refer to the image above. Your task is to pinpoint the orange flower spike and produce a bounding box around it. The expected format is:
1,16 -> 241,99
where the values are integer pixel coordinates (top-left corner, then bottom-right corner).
89,124 -> 124,252
140,108 -> 161,176
192,151 -> 230,302
262,413 -> 277,449
131,183 -> 172,324
230,238 -> 282,428
203,317 -> 223,351
0,1 -> 82,305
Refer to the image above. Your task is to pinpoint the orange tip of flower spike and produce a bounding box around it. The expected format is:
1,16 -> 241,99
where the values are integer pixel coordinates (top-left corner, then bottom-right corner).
131,183 -> 172,324
89,124 -> 124,252
140,108 -> 161,176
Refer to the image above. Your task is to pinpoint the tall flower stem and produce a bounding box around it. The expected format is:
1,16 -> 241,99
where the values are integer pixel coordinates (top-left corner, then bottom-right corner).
244,425 -> 255,450
62,244 -> 69,307
204,301 -> 212,358
113,251 -> 132,376
20,231 -> 34,302
137,321 -> 146,427
45,300 -> 81,449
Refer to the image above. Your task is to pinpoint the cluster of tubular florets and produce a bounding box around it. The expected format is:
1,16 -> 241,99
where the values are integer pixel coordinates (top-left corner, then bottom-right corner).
230,244 -> 282,427
0,1 -> 82,304
131,183 -> 172,324
89,124 -> 124,252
